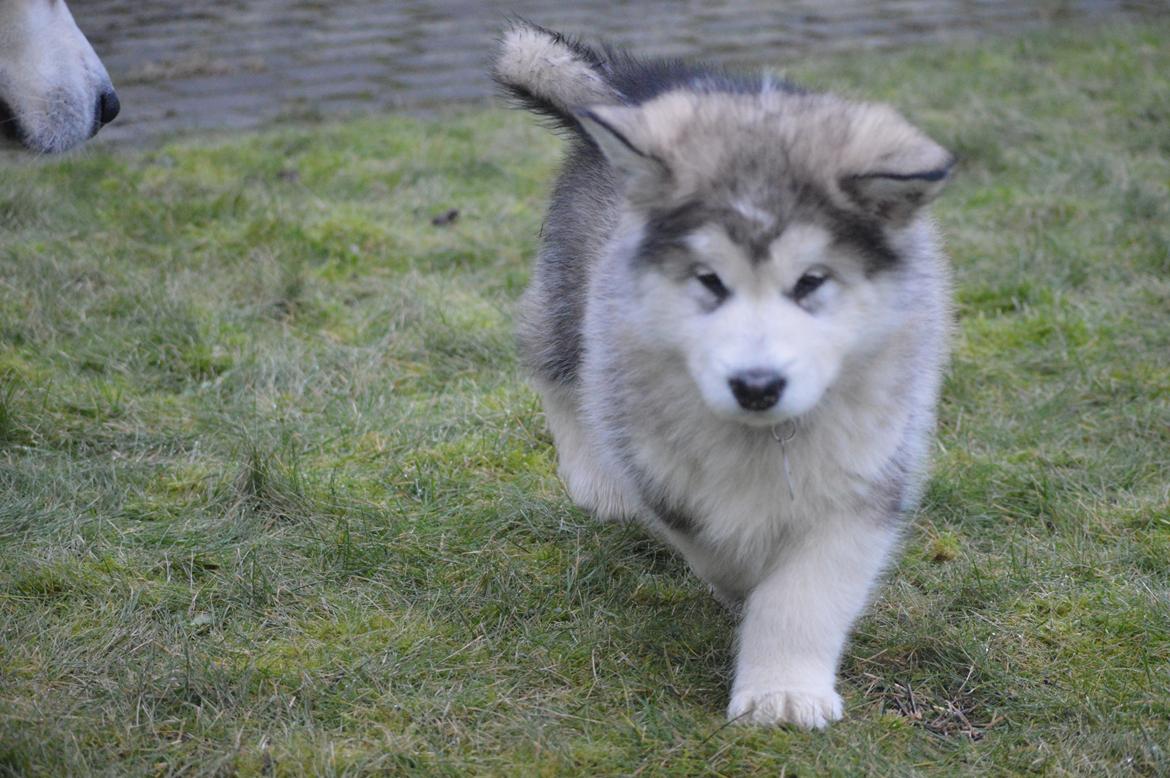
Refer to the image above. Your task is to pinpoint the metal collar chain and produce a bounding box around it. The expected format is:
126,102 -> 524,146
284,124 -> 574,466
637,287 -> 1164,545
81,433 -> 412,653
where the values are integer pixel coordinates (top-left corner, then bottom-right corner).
771,420 -> 798,501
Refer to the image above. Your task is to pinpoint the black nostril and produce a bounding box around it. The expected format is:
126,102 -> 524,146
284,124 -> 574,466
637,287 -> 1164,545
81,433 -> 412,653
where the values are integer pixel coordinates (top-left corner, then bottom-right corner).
98,90 -> 120,126
728,369 -> 786,411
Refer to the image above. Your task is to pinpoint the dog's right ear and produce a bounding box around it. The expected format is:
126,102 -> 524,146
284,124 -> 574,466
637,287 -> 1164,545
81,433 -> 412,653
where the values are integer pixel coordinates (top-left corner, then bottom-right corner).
832,103 -> 955,225
576,105 -> 671,204
839,153 -> 954,225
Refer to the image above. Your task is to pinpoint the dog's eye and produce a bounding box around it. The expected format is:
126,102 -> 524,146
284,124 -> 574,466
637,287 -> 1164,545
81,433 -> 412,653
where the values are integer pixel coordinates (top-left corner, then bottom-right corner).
696,270 -> 730,301
793,270 -> 829,301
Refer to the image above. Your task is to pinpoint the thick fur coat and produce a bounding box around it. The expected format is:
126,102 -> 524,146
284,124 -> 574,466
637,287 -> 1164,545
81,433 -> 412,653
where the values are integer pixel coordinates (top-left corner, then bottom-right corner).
494,21 -> 954,728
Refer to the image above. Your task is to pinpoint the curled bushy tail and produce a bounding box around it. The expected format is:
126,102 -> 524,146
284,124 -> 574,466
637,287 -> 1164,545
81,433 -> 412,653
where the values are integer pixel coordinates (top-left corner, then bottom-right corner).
492,20 -> 623,133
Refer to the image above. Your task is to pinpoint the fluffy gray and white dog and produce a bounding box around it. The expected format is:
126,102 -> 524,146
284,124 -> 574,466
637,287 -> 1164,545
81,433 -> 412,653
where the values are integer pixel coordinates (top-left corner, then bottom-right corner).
0,0 -> 119,153
493,21 -> 954,729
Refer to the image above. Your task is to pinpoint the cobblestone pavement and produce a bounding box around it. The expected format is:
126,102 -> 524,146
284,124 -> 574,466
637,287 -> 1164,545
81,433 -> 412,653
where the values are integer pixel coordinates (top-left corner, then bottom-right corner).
71,0 -> 1163,145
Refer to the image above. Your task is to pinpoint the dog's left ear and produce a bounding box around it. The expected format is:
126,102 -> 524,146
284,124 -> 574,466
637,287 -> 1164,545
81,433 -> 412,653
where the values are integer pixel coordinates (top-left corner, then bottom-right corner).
839,133 -> 955,225
576,104 -> 673,206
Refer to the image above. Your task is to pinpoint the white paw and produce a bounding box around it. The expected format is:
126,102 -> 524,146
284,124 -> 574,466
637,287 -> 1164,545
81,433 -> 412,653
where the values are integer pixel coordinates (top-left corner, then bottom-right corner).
727,687 -> 844,729
560,465 -> 637,522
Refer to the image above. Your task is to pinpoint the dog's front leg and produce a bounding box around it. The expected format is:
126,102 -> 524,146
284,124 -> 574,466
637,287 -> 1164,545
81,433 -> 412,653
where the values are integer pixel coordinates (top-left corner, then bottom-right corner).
727,518 -> 897,728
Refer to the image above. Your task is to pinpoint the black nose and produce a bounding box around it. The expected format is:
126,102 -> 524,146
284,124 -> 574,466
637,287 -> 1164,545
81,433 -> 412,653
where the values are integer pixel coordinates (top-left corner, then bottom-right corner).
98,89 -> 120,127
728,369 -> 786,411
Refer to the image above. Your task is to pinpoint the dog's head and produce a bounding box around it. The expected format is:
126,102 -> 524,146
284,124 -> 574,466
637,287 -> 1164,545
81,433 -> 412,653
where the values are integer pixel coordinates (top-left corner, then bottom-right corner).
580,89 -> 953,426
0,0 -> 119,153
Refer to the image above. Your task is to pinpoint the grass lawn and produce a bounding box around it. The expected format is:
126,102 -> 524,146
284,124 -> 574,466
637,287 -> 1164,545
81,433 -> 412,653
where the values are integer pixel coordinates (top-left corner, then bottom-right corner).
2,20 -> 1168,777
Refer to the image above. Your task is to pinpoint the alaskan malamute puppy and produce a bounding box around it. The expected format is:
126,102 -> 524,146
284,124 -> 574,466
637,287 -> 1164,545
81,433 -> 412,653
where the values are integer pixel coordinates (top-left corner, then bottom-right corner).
493,21 -> 954,728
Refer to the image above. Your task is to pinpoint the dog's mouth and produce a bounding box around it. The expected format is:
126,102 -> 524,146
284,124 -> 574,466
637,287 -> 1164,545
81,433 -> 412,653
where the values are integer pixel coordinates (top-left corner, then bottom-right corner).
0,98 -> 28,147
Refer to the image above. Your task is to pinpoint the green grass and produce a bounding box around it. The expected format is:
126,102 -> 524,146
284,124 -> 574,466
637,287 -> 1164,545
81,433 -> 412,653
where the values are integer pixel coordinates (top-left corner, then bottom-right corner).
2,21 -> 1168,777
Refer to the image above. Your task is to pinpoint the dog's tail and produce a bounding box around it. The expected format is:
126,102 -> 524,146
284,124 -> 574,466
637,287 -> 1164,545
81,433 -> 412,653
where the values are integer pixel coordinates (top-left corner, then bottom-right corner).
492,20 -> 622,134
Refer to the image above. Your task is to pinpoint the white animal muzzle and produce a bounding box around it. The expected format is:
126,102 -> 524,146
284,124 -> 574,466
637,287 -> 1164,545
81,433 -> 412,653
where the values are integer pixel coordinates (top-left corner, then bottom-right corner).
0,0 -> 120,153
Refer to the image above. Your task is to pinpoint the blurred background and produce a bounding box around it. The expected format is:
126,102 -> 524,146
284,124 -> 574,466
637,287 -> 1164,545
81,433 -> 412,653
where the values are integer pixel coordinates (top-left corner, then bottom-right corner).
75,0 -> 1164,145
